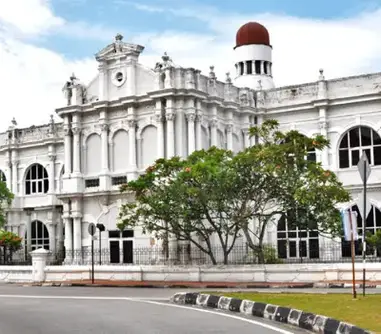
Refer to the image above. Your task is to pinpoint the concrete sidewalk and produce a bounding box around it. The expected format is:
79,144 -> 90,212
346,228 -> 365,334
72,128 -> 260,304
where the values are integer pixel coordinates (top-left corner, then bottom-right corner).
22,279 -> 381,289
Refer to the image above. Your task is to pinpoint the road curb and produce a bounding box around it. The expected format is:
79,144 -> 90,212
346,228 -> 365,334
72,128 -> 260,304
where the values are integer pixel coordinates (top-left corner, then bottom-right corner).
12,281 -> 381,289
170,292 -> 373,334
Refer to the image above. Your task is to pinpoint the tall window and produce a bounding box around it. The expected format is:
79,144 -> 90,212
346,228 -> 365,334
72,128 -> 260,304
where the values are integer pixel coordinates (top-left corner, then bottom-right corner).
25,220 -> 50,251
277,210 -> 320,260
342,205 -> 381,257
25,164 -> 49,195
339,126 -> 381,168
0,170 -> 6,183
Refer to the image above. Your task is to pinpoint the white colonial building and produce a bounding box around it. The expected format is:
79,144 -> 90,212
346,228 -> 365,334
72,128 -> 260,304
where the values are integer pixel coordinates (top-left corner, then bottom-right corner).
2,22 -> 381,264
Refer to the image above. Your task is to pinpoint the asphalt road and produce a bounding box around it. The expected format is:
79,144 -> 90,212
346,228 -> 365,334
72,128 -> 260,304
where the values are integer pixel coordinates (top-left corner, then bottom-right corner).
0,283 -> 309,334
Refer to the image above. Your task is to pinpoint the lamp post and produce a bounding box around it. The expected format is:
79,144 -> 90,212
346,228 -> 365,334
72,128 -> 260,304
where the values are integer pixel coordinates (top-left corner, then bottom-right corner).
96,223 -> 105,265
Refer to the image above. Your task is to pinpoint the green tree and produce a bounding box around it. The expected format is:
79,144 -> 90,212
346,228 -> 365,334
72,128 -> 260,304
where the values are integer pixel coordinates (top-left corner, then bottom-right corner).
237,120 -> 351,262
0,179 -> 14,228
118,148 -> 246,264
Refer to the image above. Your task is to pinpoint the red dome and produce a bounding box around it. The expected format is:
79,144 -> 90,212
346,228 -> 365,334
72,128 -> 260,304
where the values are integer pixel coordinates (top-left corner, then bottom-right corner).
235,22 -> 270,49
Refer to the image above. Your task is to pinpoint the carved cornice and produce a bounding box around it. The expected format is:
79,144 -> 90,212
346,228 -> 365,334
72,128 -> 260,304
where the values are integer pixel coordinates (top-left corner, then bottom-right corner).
319,120 -> 328,130
154,113 -> 163,123
186,113 -> 196,122
49,154 -> 57,162
128,120 -> 137,128
101,124 -> 109,132
210,118 -> 218,128
72,127 -> 82,135
165,113 -> 175,121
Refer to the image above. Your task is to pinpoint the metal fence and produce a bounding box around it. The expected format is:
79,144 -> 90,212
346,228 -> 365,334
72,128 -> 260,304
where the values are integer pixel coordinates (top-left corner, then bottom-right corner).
2,241 -> 380,266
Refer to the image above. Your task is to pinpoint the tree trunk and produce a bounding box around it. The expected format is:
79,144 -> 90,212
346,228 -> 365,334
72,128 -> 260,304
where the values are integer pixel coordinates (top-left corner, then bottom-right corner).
257,239 -> 265,264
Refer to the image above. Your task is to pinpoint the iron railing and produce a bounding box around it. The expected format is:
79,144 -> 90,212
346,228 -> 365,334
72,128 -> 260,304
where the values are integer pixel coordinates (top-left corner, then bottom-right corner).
1,241 -> 380,266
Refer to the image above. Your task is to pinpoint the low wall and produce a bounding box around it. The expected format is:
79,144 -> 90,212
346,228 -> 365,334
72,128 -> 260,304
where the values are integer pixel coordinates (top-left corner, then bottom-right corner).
44,263 -> 381,283
1,262 -> 380,284
0,266 -> 33,283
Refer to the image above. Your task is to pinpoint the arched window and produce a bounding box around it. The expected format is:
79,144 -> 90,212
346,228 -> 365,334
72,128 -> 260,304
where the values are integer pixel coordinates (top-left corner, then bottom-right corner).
25,164 -> 49,195
342,204 -> 381,258
25,220 -> 50,251
277,210 -> 320,260
339,126 -> 381,168
0,170 -> 6,183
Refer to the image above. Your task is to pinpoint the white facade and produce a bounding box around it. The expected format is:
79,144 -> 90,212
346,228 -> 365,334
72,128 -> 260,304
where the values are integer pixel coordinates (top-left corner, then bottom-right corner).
2,28 -> 381,264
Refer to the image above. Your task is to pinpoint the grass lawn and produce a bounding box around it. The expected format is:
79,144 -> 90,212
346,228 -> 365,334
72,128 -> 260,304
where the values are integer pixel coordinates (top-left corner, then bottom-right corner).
207,292 -> 381,333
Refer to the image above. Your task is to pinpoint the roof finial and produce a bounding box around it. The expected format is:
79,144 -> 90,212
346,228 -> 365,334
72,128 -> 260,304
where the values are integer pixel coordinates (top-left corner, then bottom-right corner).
162,52 -> 170,62
209,66 -> 216,79
225,72 -> 232,84
257,79 -> 262,90
70,72 -> 77,82
115,33 -> 123,42
11,117 -> 17,127
319,68 -> 325,80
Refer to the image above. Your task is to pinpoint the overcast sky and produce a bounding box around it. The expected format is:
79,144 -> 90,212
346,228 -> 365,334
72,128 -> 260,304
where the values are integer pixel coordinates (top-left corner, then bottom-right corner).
1,0 -> 381,130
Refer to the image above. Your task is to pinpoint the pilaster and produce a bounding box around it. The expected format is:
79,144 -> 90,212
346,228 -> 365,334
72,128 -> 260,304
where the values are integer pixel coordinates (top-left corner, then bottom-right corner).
127,119 -> 138,180
166,99 -> 176,158
63,118 -> 72,175
48,148 -> 56,194
175,99 -> 185,158
186,113 -> 196,154
11,150 -> 18,195
99,110 -> 111,189
155,100 -> 165,159
226,124 -> 233,151
210,118 -> 218,147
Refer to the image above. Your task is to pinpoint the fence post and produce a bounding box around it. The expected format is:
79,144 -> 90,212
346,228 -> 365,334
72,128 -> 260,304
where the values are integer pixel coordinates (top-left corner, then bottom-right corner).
31,248 -> 49,283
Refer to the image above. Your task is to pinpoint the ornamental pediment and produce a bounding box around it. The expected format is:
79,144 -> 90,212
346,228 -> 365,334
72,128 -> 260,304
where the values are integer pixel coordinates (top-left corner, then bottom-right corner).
95,34 -> 144,62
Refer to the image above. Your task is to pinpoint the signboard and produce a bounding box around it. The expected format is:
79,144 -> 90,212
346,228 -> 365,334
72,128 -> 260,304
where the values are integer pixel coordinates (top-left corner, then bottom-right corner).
357,189 -> 372,220
88,223 -> 96,236
357,152 -> 371,183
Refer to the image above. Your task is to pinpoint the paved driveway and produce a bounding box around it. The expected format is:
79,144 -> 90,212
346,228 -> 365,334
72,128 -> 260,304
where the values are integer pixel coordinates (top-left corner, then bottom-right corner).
0,284 -> 310,334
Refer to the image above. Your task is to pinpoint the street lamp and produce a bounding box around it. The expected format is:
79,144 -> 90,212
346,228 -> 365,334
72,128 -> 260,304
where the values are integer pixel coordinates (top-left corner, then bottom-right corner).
96,223 -> 105,265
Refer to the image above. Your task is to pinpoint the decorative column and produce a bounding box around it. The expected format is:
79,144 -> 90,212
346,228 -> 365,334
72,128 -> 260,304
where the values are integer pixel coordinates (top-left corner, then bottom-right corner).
126,59 -> 136,96
72,127 -> 81,175
63,216 -> 73,263
226,124 -> 233,151
166,99 -> 175,158
210,119 -> 218,146
5,151 -> 11,190
11,150 -> 18,195
155,100 -> 165,159
56,214 -> 64,257
26,209 -> 32,255
98,64 -> 105,101
243,129 -> 250,148
49,223 -> 56,254
73,216 -> 82,263
319,116 -> 329,168
195,114 -> 202,150
175,99 -> 185,158
100,124 -> 109,173
63,118 -> 72,174
48,153 -> 56,194
128,119 -> 137,179
186,113 -> 196,154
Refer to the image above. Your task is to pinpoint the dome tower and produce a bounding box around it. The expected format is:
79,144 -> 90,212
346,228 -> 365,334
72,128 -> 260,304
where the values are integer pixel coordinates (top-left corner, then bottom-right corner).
233,22 -> 275,90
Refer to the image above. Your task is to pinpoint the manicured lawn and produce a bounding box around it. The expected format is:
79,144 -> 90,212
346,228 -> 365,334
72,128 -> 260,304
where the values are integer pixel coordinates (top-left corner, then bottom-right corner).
207,292 -> 381,333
